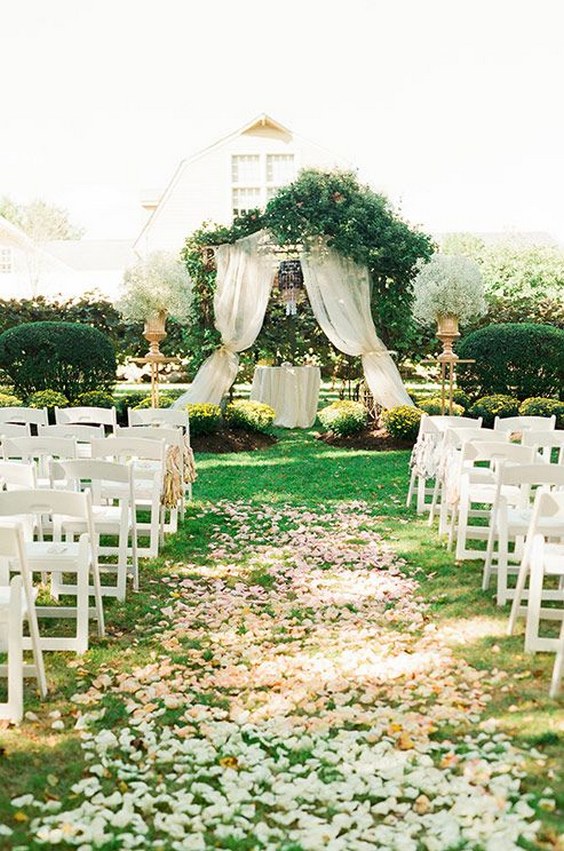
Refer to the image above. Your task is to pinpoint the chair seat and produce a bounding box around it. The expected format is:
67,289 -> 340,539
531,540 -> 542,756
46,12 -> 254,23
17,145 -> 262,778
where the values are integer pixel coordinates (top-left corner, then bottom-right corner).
24,540 -> 82,565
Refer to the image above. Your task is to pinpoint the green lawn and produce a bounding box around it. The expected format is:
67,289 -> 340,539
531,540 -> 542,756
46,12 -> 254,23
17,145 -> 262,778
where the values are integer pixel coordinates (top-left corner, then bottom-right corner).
0,427 -> 562,849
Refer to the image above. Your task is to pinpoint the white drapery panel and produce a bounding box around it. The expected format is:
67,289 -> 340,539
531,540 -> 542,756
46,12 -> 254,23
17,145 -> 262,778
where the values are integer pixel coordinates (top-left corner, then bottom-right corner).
173,231 -> 274,407
300,245 -> 413,409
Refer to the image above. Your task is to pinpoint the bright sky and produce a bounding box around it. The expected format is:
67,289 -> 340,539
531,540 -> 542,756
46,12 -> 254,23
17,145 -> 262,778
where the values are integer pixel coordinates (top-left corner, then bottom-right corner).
2,0 -> 564,243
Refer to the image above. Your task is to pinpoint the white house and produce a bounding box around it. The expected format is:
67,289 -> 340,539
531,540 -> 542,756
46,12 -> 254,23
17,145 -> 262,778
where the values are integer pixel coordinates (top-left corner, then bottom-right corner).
0,215 -> 133,302
134,114 -> 351,255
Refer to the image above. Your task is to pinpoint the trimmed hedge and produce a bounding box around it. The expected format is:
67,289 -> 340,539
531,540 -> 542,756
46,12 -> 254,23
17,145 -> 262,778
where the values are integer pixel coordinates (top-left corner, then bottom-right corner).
225,400 -> 275,433
457,323 -> 564,400
75,390 -> 115,409
318,400 -> 368,437
519,397 -> 564,428
382,405 -> 424,442
0,321 -> 117,401
469,394 -> 520,427
418,397 -> 465,416
185,403 -> 222,436
27,389 -> 69,409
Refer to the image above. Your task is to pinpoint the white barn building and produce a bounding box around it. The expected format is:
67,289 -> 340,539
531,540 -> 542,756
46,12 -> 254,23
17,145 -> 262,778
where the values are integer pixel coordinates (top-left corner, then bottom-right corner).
134,114 -> 351,255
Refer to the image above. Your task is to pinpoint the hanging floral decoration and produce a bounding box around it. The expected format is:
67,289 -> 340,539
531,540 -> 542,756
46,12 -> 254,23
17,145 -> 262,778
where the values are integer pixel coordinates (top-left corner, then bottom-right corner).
276,259 -> 304,316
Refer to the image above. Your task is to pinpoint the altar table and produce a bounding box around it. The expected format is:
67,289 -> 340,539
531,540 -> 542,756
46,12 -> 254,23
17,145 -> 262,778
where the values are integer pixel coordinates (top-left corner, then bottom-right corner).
250,365 -> 321,428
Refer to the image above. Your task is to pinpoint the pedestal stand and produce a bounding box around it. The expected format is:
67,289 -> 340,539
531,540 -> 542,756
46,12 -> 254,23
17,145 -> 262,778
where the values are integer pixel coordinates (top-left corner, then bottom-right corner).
421,356 -> 476,415
130,355 -> 180,408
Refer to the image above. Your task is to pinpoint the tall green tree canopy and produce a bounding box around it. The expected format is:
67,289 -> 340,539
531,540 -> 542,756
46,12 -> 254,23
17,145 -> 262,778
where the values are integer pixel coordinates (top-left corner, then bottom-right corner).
0,196 -> 84,242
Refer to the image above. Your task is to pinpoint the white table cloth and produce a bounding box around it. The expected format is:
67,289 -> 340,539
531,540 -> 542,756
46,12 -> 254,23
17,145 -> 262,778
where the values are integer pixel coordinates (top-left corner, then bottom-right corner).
250,365 -> 321,428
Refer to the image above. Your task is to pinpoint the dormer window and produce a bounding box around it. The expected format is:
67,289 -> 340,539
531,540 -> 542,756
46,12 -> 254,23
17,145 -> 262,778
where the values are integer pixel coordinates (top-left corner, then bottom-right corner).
0,247 -> 12,273
231,153 -> 295,217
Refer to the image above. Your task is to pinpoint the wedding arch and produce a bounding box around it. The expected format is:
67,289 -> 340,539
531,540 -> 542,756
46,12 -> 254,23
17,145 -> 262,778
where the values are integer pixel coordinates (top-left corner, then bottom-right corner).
173,170 -> 434,410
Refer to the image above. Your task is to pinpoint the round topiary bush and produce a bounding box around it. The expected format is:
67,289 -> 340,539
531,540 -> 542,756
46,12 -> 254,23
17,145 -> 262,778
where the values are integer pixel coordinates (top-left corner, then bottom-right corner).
457,323 -> 564,401
27,389 -> 69,409
519,397 -> 564,428
0,321 -> 117,401
225,400 -> 276,433
418,397 -> 465,416
75,390 -> 116,408
469,394 -> 520,427
382,405 -> 423,442
0,392 -> 23,407
185,403 -> 222,436
318,400 -> 368,437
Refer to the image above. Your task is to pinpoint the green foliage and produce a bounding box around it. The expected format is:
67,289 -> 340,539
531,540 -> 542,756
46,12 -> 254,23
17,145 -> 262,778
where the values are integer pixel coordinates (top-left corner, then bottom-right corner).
225,400 -> 276,433
457,323 -> 564,400
418,397 -> 465,416
27,389 -> 69,409
0,392 -> 22,407
185,403 -> 222,436
75,390 -> 115,408
133,389 -> 185,410
382,405 -> 423,442
318,400 -> 368,437
469,394 -> 520,427
519,397 -> 564,428
114,390 -> 150,419
0,321 -> 117,401
0,195 -> 84,241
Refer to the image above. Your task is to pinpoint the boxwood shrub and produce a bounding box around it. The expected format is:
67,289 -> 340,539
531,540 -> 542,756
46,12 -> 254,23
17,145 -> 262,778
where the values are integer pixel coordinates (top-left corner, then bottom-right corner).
27,389 -> 69,410
0,321 -> 117,401
382,405 -> 424,442
519,397 -> 564,428
457,323 -> 564,400
185,403 -> 222,436
469,394 -> 520,427
225,400 -> 275,433
0,392 -> 23,407
318,400 -> 368,437
418,397 -> 465,416
75,390 -> 116,408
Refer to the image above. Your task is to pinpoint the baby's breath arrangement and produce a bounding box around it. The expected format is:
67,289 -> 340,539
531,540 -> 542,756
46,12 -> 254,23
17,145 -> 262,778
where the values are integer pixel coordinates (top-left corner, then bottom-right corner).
412,254 -> 486,326
118,252 -> 193,323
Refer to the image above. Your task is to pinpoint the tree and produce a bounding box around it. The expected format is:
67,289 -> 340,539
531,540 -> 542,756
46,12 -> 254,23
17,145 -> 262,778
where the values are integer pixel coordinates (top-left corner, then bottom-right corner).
0,196 -> 85,294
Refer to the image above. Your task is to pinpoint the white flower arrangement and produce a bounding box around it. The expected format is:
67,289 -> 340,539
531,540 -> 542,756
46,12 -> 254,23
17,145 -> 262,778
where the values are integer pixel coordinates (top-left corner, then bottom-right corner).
118,251 -> 193,323
411,254 -> 486,326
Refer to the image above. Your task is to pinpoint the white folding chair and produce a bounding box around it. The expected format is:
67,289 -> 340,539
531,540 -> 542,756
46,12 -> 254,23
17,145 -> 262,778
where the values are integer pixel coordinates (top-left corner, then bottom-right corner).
508,491 -> 564,654
454,441 -> 536,561
494,415 -> 556,433
38,424 -> 105,458
549,618 -> 564,698
91,437 -> 166,558
0,460 -> 37,491
0,407 -> 48,430
1,435 -> 77,488
0,424 -> 32,439
55,459 -> 139,601
0,490 -> 104,654
523,430 -> 564,465
483,463 -> 564,605
117,425 -> 186,529
128,408 -> 193,501
407,415 -> 483,514
55,406 -> 117,435
0,524 -> 47,722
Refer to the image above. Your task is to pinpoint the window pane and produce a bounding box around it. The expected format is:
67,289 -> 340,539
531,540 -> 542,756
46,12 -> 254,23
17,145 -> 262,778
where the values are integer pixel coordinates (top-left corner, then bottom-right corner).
0,248 -> 12,274
232,187 -> 261,216
232,155 -> 260,184
266,154 -> 295,185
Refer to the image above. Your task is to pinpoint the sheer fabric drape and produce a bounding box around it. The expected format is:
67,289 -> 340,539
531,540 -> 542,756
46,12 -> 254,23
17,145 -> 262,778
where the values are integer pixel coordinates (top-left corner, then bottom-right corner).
300,245 -> 413,408
173,231 -> 273,407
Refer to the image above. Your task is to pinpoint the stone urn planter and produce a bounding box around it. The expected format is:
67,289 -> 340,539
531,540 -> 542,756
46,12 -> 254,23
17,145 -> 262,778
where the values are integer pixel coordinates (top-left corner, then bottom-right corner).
436,314 -> 460,362
143,310 -> 167,358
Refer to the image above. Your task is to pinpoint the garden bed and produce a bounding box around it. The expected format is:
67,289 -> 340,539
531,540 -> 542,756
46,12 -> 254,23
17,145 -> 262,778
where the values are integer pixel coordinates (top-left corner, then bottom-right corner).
316,425 -> 413,451
191,427 -> 277,453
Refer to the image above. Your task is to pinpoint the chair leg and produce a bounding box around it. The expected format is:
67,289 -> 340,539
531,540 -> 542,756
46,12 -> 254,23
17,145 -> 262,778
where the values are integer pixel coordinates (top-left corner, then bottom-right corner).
549,622 -> 564,699
406,469 -> 416,508
525,552 -> 545,653
7,578 -> 23,723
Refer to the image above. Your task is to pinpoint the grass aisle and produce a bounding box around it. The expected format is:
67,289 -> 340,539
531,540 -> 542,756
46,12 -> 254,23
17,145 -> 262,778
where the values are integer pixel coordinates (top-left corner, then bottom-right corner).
0,429 -> 562,850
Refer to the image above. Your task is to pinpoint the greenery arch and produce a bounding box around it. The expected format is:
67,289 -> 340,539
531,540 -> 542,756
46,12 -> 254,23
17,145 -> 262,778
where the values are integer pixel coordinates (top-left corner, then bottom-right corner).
180,169 -> 434,379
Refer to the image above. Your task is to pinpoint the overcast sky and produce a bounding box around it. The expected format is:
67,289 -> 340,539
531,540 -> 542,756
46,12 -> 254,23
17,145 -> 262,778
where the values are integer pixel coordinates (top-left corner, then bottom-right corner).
2,0 -> 564,243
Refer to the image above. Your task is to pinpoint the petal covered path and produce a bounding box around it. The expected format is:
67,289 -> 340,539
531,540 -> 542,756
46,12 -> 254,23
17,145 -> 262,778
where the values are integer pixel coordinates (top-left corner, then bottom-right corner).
3,491 -> 558,850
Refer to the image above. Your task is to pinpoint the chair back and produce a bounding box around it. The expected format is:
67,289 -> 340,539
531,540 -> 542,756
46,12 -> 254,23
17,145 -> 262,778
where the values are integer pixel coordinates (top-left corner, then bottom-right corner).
39,424 -> 105,442
0,407 -> 48,427
2,436 -> 77,478
0,424 -> 31,439
0,487 -> 91,521
428,414 -> 484,430
494,415 -> 556,433
523,430 -> 564,464
55,406 -> 117,433
128,407 -> 189,433
0,460 -> 37,490
465,441 -> 536,466
90,436 -> 166,464
116,425 -> 183,448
